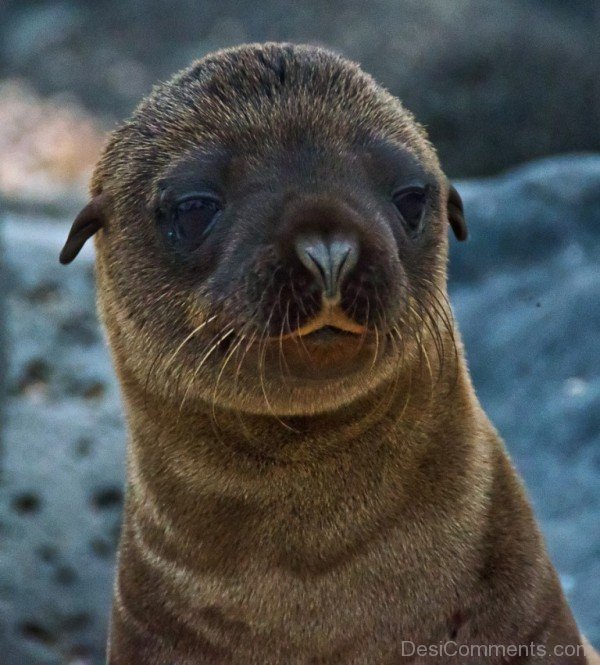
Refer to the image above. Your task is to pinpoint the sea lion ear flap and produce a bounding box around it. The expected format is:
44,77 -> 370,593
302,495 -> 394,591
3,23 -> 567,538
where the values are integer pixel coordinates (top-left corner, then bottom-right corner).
59,192 -> 108,264
447,184 -> 468,241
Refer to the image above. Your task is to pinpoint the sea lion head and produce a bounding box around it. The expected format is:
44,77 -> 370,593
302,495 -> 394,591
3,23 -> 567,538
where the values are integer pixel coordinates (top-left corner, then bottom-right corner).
61,43 -> 467,416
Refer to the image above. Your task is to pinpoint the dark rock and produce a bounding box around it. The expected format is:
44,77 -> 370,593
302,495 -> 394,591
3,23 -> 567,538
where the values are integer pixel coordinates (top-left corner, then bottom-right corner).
0,1 -> 596,176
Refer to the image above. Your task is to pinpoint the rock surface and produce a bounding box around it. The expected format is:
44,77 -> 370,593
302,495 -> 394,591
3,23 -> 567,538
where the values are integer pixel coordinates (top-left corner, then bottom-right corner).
0,155 -> 599,663
0,0 -> 597,176
1,220 -> 124,664
451,155 -> 600,648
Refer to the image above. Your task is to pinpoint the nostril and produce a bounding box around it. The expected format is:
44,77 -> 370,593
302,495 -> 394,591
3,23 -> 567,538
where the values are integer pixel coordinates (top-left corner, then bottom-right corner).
295,236 -> 328,287
305,248 -> 328,285
329,236 -> 358,291
295,235 -> 359,299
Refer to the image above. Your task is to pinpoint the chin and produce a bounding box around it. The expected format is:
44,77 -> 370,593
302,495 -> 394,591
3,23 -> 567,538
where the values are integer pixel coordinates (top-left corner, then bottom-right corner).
204,331 -> 401,417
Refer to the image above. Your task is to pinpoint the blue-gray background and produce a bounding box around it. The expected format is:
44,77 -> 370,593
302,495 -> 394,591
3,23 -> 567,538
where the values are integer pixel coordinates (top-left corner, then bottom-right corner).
0,2 -> 598,664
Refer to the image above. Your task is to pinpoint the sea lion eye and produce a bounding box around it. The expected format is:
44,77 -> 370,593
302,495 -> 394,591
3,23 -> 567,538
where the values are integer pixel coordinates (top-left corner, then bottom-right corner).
393,186 -> 427,234
162,193 -> 222,251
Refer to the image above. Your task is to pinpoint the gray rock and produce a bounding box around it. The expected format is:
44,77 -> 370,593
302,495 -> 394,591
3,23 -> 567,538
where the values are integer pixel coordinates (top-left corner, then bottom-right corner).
0,218 -> 124,665
0,200 -> 5,448
0,154 -> 598,663
450,154 -> 600,647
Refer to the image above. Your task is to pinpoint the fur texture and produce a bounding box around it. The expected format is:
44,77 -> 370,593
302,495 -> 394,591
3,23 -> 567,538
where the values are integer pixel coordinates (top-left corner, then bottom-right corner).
63,43 -> 595,663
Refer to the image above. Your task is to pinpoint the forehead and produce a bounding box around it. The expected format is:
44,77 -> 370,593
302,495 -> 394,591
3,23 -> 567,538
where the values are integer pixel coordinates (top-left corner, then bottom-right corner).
157,137 -> 433,201
144,49 -> 427,147
96,46 -> 441,200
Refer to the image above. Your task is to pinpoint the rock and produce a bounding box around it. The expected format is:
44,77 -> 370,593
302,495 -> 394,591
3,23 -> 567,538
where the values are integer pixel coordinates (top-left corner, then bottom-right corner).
449,154 -> 600,646
0,216 -> 124,665
0,80 -> 104,213
0,200 -> 5,441
0,154 -> 598,663
450,154 -> 600,282
0,1 -> 597,176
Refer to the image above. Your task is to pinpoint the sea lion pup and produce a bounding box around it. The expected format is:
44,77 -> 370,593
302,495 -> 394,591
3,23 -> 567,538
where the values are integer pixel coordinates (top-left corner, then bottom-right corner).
60,43 -> 598,664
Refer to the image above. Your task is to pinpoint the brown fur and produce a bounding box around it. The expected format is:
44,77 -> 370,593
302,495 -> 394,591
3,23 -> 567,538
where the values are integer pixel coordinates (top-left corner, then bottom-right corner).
62,43 -> 596,663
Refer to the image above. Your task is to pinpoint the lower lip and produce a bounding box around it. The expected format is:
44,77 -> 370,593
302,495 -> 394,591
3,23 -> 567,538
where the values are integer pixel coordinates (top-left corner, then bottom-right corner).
302,326 -> 362,342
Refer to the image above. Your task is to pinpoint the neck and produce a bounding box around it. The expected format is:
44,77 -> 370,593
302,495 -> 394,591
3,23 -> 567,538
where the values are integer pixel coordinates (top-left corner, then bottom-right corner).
112,339 -> 485,626
119,337 -> 478,532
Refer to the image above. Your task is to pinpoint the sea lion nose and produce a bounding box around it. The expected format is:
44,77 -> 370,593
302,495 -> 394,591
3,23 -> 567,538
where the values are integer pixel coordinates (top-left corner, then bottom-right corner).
294,234 -> 359,299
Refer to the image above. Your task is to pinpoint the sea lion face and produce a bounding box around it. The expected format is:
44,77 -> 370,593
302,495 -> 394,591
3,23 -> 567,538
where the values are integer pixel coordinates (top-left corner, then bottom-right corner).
62,44 -> 466,416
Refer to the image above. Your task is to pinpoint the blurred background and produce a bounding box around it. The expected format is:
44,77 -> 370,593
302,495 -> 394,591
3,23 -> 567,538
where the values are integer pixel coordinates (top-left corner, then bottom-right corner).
0,1 -> 598,664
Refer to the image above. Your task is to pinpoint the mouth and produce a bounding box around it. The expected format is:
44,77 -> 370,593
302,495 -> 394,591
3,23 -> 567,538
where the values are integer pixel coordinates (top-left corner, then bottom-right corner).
263,305 -> 376,382
193,305 -> 388,390
279,303 -> 366,340
303,325 -> 360,342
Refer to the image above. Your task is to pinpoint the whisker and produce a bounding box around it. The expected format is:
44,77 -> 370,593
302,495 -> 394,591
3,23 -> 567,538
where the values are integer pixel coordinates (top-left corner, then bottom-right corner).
228,327 -> 262,444
164,315 -> 218,374
257,306 -> 298,433
370,306 -> 380,371
278,311 -> 292,382
211,331 -> 247,426
176,326 -> 236,423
